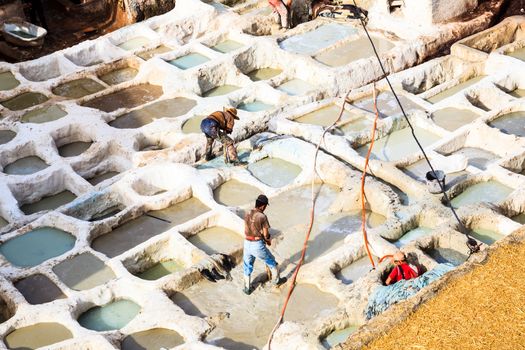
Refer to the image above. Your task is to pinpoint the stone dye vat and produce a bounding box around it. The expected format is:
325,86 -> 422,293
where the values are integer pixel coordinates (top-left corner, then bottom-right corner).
89,205 -> 123,221
88,171 -> 120,186
426,247 -> 468,266
118,36 -> 151,51
188,226 -> 243,255
446,147 -> 498,170
295,104 -> 355,127
426,76 -> 485,104
213,180 -> 261,207
21,105 -> 68,124
137,45 -> 172,60
121,328 -> 185,350
21,190 -> 77,215
237,100 -> 273,112
247,157 -> 301,187
82,84 -> 163,112
247,67 -> 282,81
168,53 -> 210,70
15,274 -> 66,304
211,39 -> 244,53
276,78 -> 313,96
110,97 -> 196,128
357,127 -> 440,162
266,185 -> 385,263
182,115 -> 206,134
508,88 -> 525,98
470,227 -> 504,245
489,111 -> 525,137
4,323 -> 73,349
353,92 -> 423,118
450,181 -> 513,208
99,67 -> 139,85
0,227 -> 75,267
431,108 -> 480,131
172,281 -> 338,349
91,214 -> 174,258
3,156 -> 48,175
0,130 -> 16,144
53,252 -> 115,290
78,299 -> 141,331
513,213 -> 525,224
1,92 -> 48,110
58,141 -> 93,157
202,85 -> 241,97
314,36 -> 394,67
394,227 -> 433,248
402,159 -> 468,185
52,78 -> 105,99
336,256 -> 376,284
279,23 -> 356,55
149,197 -> 209,224
0,71 -> 20,90
135,260 -> 185,280
322,326 -> 358,349
507,47 -> 525,61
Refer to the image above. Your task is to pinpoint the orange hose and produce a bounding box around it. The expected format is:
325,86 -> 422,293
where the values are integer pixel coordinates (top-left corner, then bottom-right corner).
360,86 -> 380,268
379,254 -> 393,263
267,91 -> 351,349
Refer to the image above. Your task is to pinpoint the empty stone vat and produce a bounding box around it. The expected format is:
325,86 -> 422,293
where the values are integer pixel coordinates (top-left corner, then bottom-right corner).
121,328 -> 185,350
89,205 -> 122,221
20,190 -> 77,215
14,274 -> 66,304
3,156 -> 48,175
78,299 -> 141,331
87,171 -> 120,186
53,252 -> 115,290
110,97 -> 196,129
4,323 -> 73,349
52,78 -> 105,99
83,84 -> 163,113
0,227 -> 75,267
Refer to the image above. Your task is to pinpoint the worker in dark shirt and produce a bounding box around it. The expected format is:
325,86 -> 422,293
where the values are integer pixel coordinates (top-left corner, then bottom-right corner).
243,195 -> 286,294
385,251 -> 419,285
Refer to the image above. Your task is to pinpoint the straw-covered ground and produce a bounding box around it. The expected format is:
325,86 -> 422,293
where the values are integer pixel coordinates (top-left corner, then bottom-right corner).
360,229 -> 525,350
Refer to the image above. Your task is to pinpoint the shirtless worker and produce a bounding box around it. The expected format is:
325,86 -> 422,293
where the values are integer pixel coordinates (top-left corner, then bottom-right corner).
200,107 -> 245,165
243,194 -> 286,295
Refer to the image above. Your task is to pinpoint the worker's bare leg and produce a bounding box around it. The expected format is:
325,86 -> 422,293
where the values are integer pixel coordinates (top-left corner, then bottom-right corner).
219,133 -> 243,164
268,0 -> 289,28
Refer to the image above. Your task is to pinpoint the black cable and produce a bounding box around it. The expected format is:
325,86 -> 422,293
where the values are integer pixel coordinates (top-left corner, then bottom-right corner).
352,0 -> 480,254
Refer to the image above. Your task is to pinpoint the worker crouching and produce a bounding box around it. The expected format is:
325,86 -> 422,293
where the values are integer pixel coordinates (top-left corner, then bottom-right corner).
200,107 -> 246,165
243,195 -> 286,295
385,251 -> 419,286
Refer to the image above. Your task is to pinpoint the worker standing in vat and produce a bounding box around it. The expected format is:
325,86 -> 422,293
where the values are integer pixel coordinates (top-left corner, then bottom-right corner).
243,194 -> 286,295
385,251 -> 419,286
200,107 -> 246,165
269,0 -> 290,29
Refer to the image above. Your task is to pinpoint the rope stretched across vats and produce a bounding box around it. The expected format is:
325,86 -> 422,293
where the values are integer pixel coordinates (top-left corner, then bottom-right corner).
351,0 -> 480,255
266,90 -> 352,349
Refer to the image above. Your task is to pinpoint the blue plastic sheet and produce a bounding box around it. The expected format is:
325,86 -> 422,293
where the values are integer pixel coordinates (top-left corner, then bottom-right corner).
365,263 -> 455,319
